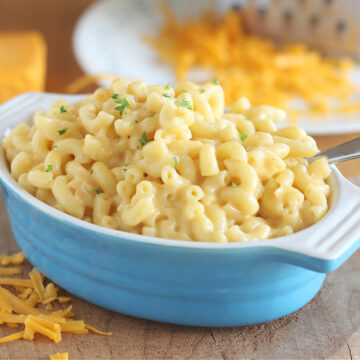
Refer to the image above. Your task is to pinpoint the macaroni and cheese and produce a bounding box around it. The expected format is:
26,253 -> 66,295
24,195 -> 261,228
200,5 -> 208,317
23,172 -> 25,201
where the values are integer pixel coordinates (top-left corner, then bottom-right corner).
2,79 -> 331,242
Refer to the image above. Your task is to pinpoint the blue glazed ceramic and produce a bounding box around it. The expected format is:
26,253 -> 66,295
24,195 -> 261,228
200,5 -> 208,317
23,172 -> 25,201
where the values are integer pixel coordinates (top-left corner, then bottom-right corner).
0,93 -> 360,327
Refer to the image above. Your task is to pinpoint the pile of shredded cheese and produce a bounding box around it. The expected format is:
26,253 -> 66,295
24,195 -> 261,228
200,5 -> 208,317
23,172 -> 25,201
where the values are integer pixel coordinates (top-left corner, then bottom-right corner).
145,7 -> 360,121
0,252 -> 111,359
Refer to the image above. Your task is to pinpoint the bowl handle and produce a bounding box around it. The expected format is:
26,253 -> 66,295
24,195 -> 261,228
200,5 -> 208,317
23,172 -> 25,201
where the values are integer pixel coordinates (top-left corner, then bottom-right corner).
271,171 -> 360,273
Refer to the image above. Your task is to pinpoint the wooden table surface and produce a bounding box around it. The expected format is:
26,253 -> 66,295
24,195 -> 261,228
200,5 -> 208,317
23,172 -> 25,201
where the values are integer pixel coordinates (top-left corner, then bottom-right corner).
1,0 -> 360,359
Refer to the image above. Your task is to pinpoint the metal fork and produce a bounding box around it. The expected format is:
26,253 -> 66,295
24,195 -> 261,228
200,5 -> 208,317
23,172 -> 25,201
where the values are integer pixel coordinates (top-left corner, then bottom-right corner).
308,137 -> 360,164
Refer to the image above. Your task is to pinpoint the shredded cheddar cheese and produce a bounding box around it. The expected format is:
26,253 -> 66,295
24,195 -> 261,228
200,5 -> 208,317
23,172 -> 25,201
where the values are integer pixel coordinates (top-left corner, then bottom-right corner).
61,320 -> 85,333
146,6 -> 360,121
0,252 -> 25,266
0,292 -> 12,314
0,252 -> 111,351
0,287 -> 46,315
85,323 -> 112,336
26,292 -> 39,307
25,315 -> 62,343
0,268 -> 21,276
50,353 -> 69,360
0,278 -> 33,288
18,287 -> 32,300
29,268 -> 45,302
0,330 -> 24,344
57,296 -> 71,304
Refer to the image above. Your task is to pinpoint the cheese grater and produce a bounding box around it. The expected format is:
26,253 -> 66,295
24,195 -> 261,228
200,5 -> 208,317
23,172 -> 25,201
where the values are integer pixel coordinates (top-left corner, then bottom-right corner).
217,0 -> 360,59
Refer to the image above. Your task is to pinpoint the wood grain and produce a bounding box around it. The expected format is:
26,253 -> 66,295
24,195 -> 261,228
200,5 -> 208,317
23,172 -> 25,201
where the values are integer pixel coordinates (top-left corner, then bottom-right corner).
1,0 -> 360,358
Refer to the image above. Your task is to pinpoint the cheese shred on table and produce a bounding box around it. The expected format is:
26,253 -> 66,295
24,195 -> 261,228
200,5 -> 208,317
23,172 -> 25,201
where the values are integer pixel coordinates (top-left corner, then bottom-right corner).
145,6 -> 360,121
0,252 -> 112,351
50,353 -> 69,360
0,252 -> 25,266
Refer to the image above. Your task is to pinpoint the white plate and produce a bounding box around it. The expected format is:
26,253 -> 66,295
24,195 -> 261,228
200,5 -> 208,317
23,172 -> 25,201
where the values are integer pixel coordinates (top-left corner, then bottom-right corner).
73,0 -> 360,135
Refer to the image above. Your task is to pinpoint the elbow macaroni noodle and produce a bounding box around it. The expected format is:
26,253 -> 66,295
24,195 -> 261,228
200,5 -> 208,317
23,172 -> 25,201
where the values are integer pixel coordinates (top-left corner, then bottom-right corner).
2,80 -> 331,242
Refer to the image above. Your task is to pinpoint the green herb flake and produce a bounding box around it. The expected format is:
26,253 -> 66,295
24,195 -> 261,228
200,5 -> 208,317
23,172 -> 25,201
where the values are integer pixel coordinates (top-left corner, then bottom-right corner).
173,157 -> 178,169
139,131 -> 153,147
92,188 -> 102,195
246,117 -> 251,121
53,145 -> 58,149
112,93 -> 119,99
136,145 -> 140,150
114,98 -> 130,116
165,83 -> 171,90
45,165 -> 53,172
212,77 -> 220,85
90,169 -> 94,174
238,132 -> 248,141
162,93 -> 171,98
199,88 -> 205,94
58,128 -> 68,136
179,98 -> 193,110
60,106 -> 67,113
231,182 -> 239,188
123,163 -> 129,172
147,114 -> 154,118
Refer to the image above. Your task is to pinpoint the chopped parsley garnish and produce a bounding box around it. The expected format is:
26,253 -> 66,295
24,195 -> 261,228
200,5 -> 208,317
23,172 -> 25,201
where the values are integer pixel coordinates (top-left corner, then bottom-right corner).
136,145 -> 140,150
130,120 -> 139,127
238,132 -> 248,141
53,145 -> 58,149
165,83 -> 171,90
147,114 -> 154,118
231,182 -> 239,188
92,188 -> 102,195
123,163 -> 129,172
45,165 -> 53,172
246,117 -> 251,121
199,88 -> 205,94
114,98 -> 130,116
139,131 -> 153,147
112,93 -> 119,99
173,157 -> 178,169
179,98 -> 193,110
90,169 -> 94,174
162,93 -> 171,98
58,128 -> 68,136
213,77 -> 220,85
60,106 -> 67,113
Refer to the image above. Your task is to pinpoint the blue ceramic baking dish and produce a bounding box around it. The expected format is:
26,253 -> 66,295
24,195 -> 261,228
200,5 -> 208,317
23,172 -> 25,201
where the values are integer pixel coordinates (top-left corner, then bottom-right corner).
0,92 -> 360,327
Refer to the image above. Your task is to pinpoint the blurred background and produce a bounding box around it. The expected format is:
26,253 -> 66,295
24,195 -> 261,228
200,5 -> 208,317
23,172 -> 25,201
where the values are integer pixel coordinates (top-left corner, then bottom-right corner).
1,0 -> 360,178
0,0 -> 93,93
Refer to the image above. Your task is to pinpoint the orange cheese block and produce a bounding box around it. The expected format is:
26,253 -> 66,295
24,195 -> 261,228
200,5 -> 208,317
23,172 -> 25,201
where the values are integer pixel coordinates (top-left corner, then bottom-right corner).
0,31 -> 47,103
